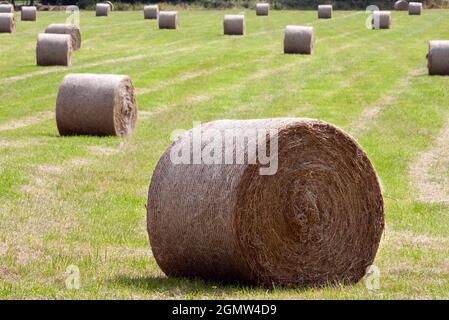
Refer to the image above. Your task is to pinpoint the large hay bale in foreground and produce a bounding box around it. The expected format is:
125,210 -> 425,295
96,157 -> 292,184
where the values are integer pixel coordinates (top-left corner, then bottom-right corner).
21,6 -> 37,21
0,3 -> 13,13
147,119 -> 385,287
96,3 -> 110,16
45,24 -> 81,50
409,2 -> 422,15
256,3 -> 269,16
318,5 -> 332,19
36,34 -> 72,66
372,11 -> 392,29
284,25 -> 314,54
224,14 -> 245,35
0,12 -> 15,33
56,74 -> 137,136
159,11 -> 178,29
427,40 -> 449,75
144,5 -> 159,19
394,0 -> 409,10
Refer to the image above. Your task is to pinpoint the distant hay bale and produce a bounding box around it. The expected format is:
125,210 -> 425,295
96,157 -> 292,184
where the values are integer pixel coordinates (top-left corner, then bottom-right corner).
36,33 -> 72,66
284,25 -> 314,54
56,73 -> 137,136
45,24 -> 81,50
427,40 -> 449,75
409,2 -> 422,15
372,11 -> 392,29
0,3 -> 13,13
224,14 -> 245,35
147,118 -> 385,287
21,6 -> 37,21
394,0 -> 409,10
159,11 -> 178,29
0,12 -> 15,33
144,5 -> 159,19
256,3 -> 269,16
96,3 -> 110,16
318,5 -> 332,19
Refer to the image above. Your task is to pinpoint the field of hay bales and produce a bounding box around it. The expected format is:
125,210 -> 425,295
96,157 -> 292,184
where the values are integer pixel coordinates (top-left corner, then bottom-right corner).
0,9 -> 448,299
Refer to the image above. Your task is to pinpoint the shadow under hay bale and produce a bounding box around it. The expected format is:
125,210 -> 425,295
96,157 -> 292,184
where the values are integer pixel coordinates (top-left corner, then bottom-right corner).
144,5 -> 159,19
0,12 -> 14,33
394,0 -> 409,11
372,11 -> 392,29
36,33 -> 72,66
256,3 -> 269,16
96,3 -> 110,17
159,11 -> 178,29
0,3 -> 13,13
428,40 -> 449,75
409,2 -> 422,15
147,119 -> 385,287
56,74 -> 137,137
21,6 -> 37,21
284,25 -> 314,54
224,14 -> 245,35
45,24 -> 81,51
318,5 -> 332,19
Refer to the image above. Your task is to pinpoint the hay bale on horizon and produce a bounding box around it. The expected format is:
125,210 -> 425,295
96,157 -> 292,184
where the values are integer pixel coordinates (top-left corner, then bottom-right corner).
318,5 -> 332,19
372,11 -> 392,29
394,0 -> 409,11
96,3 -> 110,16
21,6 -> 37,21
256,3 -> 269,16
36,33 -> 72,66
0,12 -> 15,33
147,119 -> 385,287
159,11 -> 178,29
0,3 -> 13,13
409,2 -> 422,15
144,5 -> 159,19
284,25 -> 314,54
224,14 -> 245,35
45,24 -> 81,50
427,40 -> 449,75
56,74 -> 137,136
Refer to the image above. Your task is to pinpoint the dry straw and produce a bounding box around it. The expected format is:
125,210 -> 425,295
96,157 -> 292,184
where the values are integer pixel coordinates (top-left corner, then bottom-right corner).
96,3 -> 110,16
0,12 -> 15,33
36,33 -> 72,66
427,40 -> 449,75
409,2 -> 422,15
144,5 -> 159,19
372,11 -> 392,29
45,24 -> 81,50
56,73 -> 137,136
256,3 -> 269,16
284,25 -> 315,54
21,6 -> 37,21
159,11 -> 179,29
318,5 -> 332,19
147,119 -> 385,287
0,3 -> 13,13
394,0 -> 409,11
224,14 -> 245,35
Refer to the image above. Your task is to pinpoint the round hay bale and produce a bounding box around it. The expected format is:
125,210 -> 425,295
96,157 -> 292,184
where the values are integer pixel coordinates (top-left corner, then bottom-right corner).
224,14 -> 245,35
36,33 -> 72,67
372,11 -> 392,29
0,3 -> 13,13
409,2 -> 422,15
56,73 -> 137,137
158,11 -> 178,30
284,25 -> 314,54
144,5 -> 159,20
394,0 -> 409,11
318,5 -> 332,19
0,12 -> 15,33
102,1 -> 113,11
96,3 -> 110,17
45,24 -> 81,51
427,40 -> 449,75
256,3 -> 269,16
21,6 -> 37,21
147,119 -> 385,287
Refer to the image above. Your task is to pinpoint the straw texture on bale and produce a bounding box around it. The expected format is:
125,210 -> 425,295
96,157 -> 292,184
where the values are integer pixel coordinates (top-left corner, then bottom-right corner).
284,25 -> 315,54
394,0 -> 409,10
158,11 -> 178,29
318,5 -> 332,19
256,3 -> 269,16
0,12 -> 14,33
36,33 -> 72,66
45,24 -> 81,50
427,40 -> 449,75
21,6 -> 36,21
144,5 -> 159,19
56,73 -> 137,137
0,3 -> 13,13
96,3 -> 110,16
372,11 -> 392,29
147,118 -> 385,287
224,14 -> 245,35
409,2 -> 422,15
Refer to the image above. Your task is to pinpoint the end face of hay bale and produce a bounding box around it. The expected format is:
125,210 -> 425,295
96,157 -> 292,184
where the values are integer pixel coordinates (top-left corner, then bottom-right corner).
144,5 -> 159,19
0,12 -> 15,33
394,0 -> 409,11
256,3 -> 269,16
224,14 -> 245,35
147,119 -> 385,287
284,25 -> 315,54
21,6 -> 37,21
0,3 -> 13,13
428,40 -> 449,75
96,3 -> 110,17
318,5 -> 332,19
372,11 -> 392,29
45,24 -> 81,51
56,73 -> 137,137
409,2 -> 422,15
36,33 -> 72,66
159,11 -> 179,29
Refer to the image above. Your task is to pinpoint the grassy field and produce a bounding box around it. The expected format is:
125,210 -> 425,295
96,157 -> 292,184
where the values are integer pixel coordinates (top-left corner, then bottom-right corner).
0,9 -> 448,299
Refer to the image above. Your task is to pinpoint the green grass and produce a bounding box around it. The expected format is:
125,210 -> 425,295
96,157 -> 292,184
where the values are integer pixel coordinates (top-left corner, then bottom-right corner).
0,9 -> 448,299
